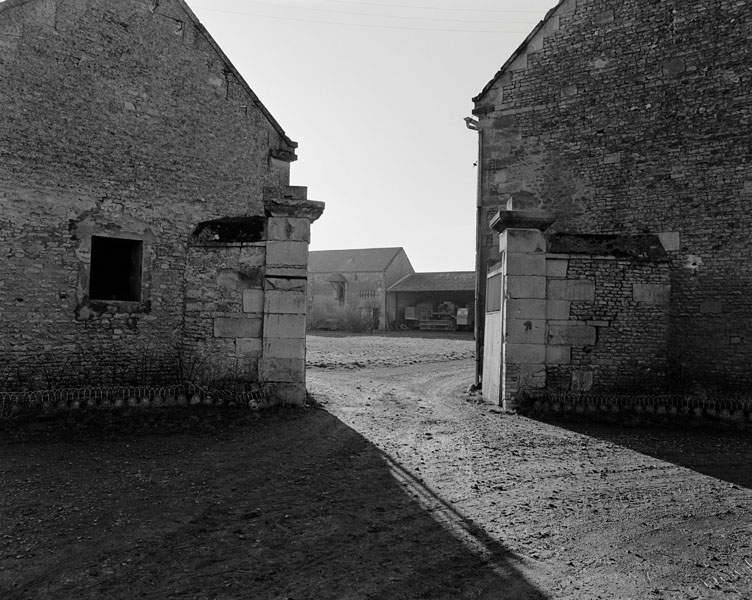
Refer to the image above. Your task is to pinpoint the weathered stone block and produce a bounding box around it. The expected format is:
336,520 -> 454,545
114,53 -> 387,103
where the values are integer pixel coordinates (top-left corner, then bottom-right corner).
548,279 -> 595,301
238,246 -> 265,268
546,346 -> 572,365
264,313 -> 306,339
272,383 -> 307,406
265,276 -> 306,292
507,275 -> 546,299
520,364 -> 547,389
264,289 -> 306,314
242,289 -> 264,313
259,358 -> 305,383
505,318 -> 546,344
506,254 -> 546,276
658,232 -> 680,252
700,301 -> 723,314
214,317 -> 262,339
499,229 -> 546,254
548,324 -> 596,346
546,258 -> 568,278
505,343 -> 545,364
546,300 -> 571,320
571,371 -> 594,392
236,337 -> 263,357
266,241 -> 308,267
267,217 -> 310,243
506,298 -> 545,320
265,266 -> 307,279
633,283 -> 670,304
264,337 -> 305,359
595,9 -> 614,24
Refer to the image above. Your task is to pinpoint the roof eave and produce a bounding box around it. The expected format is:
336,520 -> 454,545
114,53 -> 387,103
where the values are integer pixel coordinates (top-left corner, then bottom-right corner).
177,0 -> 298,151
472,1 -> 565,106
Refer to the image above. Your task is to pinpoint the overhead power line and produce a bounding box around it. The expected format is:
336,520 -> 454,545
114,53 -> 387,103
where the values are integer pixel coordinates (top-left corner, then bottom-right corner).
195,0 -> 536,24
191,5 -> 538,33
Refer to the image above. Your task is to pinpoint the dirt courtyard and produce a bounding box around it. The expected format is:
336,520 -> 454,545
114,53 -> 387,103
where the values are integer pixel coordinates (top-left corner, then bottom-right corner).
1,333 -> 752,599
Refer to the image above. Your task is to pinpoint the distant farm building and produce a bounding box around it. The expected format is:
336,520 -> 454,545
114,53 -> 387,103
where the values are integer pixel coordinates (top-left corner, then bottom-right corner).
388,272 -> 475,332
308,248 -> 414,331
0,0 -> 323,405
470,0 -> 752,407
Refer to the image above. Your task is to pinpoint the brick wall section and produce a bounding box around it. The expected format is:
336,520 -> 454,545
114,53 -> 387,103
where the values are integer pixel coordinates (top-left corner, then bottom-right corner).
546,256 -> 671,393
474,0 -> 752,386
0,0 -> 311,392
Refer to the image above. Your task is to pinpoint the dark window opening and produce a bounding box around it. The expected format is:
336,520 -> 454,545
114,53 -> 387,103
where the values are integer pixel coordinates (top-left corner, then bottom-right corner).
89,236 -> 143,302
486,273 -> 502,313
331,281 -> 346,307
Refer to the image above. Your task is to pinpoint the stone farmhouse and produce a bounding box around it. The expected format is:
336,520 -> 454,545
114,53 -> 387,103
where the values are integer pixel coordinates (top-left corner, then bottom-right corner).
471,0 -> 751,406
308,248 -> 414,331
0,0 -> 324,404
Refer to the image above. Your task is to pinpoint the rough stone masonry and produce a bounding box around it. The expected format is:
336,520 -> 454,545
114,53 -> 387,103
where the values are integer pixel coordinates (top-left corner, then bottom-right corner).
473,0 -> 752,391
0,0 -> 324,404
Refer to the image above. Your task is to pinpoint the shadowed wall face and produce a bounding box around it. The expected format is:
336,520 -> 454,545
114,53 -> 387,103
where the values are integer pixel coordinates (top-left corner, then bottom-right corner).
0,0 -> 321,402
474,0 -> 752,387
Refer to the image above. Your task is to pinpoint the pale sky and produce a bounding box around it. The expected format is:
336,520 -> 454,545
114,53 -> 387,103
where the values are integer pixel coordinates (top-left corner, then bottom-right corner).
189,0 -> 556,272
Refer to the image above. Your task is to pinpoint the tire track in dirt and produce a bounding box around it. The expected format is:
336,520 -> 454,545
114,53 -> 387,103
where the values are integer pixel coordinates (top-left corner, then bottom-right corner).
308,359 -> 752,599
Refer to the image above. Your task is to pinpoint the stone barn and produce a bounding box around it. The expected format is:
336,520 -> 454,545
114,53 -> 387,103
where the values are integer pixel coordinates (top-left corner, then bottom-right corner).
470,0 -> 751,405
0,0 -> 324,404
308,248 -> 414,331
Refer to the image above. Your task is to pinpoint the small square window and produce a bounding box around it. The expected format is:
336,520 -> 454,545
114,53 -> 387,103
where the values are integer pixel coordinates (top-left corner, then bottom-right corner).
89,236 -> 143,302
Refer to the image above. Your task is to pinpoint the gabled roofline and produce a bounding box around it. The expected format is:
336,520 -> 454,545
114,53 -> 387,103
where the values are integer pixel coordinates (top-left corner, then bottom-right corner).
177,0 -> 297,150
472,0 -> 564,105
0,0 -> 297,150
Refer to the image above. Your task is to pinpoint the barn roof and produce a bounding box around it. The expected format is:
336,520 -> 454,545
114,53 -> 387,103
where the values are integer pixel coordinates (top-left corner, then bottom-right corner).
388,272 -> 476,293
309,248 -> 407,273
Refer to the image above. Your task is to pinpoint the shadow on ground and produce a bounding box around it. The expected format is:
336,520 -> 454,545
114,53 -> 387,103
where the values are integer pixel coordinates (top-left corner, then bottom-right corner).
0,407 -> 546,600
542,418 -> 752,490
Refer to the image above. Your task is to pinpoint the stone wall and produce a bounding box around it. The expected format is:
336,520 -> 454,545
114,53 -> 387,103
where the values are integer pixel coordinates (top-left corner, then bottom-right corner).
473,0 -> 752,386
482,220 -> 670,408
0,0 -> 322,403
545,254 -> 670,394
